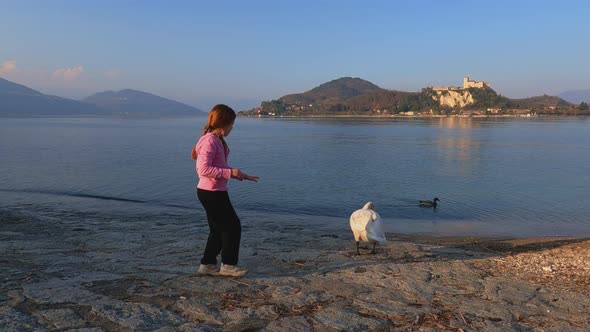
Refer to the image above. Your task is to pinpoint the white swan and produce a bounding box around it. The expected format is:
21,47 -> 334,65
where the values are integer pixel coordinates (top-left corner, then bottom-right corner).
349,202 -> 386,255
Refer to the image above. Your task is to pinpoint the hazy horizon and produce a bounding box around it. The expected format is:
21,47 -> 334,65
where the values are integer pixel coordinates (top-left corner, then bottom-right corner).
1,0 -> 589,110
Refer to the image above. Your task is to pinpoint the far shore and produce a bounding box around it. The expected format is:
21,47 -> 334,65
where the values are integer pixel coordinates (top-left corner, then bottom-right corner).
2,113 -> 588,120
1,206 -> 588,331
239,113 -> 589,119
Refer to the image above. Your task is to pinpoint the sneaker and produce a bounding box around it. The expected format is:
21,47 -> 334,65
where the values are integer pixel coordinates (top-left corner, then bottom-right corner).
197,264 -> 219,276
219,263 -> 248,277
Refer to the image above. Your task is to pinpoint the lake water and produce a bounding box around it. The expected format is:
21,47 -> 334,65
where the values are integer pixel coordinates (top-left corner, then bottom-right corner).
1,116 -> 589,237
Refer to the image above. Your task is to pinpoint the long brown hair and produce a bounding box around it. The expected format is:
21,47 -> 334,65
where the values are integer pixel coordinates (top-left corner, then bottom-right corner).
191,104 -> 236,160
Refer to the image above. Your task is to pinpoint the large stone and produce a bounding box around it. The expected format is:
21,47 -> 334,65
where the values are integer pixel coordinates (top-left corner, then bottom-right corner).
154,322 -> 221,332
310,306 -> 390,330
0,306 -> 44,331
89,302 -> 183,330
37,308 -> 86,329
22,272 -> 125,305
222,317 -> 268,332
23,284 -> 105,304
173,299 -> 224,325
262,316 -> 312,332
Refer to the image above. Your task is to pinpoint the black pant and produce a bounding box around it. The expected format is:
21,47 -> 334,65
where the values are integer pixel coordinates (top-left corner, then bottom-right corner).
197,189 -> 241,265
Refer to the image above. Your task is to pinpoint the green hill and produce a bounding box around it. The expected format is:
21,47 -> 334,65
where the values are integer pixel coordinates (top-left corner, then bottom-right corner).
279,77 -> 384,105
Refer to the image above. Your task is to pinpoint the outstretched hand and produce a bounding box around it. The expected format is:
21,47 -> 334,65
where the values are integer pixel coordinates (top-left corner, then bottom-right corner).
231,168 -> 259,182
243,174 -> 259,182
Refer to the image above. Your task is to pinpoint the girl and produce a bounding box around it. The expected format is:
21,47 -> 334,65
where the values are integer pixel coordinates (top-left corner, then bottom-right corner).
192,104 -> 258,277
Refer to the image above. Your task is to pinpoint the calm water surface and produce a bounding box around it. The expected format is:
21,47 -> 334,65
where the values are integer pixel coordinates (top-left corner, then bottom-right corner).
1,116 -> 589,236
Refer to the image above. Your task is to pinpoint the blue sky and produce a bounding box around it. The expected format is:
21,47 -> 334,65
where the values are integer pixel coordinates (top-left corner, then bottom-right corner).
1,0 -> 589,110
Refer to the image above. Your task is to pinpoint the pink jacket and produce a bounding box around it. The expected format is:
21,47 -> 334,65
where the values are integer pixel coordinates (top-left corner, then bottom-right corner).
195,133 -> 232,191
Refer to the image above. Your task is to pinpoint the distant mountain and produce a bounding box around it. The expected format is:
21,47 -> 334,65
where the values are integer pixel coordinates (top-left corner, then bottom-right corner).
0,77 -> 43,96
0,77 -> 104,117
559,90 -> 590,104
510,95 -> 571,108
83,89 -> 206,117
0,77 -> 205,117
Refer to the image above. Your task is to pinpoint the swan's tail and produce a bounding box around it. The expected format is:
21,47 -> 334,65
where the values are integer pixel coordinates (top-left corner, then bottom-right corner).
362,201 -> 374,210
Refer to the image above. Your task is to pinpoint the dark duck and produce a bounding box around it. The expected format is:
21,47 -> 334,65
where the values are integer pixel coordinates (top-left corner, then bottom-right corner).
418,197 -> 440,207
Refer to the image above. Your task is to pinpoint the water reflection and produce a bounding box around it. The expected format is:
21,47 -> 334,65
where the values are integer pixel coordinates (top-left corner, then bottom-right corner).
434,118 -> 482,176
437,117 -> 476,129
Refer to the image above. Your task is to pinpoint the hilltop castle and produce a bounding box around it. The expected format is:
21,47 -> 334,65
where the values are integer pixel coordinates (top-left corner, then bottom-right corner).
463,76 -> 491,89
433,76 -> 491,91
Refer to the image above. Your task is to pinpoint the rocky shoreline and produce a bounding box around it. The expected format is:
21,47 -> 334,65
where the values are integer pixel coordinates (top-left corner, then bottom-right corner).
1,206 -> 589,331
